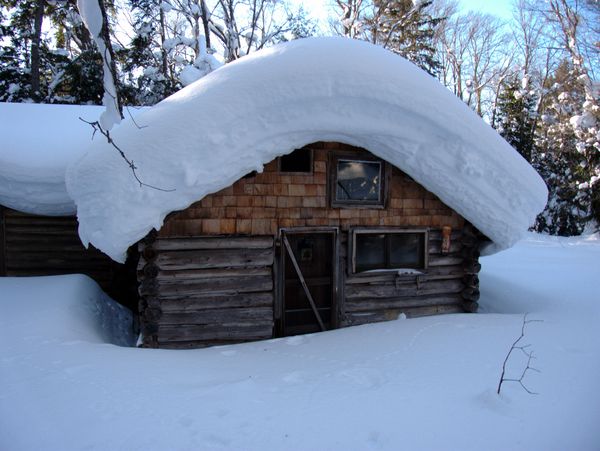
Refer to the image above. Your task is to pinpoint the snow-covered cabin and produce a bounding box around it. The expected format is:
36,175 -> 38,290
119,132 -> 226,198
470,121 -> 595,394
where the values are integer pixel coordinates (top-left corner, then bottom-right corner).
2,38 -> 547,349
0,103 -> 139,309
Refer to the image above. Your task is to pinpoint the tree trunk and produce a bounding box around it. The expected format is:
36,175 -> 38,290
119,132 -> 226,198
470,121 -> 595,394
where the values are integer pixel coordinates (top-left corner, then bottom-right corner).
30,0 -> 45,102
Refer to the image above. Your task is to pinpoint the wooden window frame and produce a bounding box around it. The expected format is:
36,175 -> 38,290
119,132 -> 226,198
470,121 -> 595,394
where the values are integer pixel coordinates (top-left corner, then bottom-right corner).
349,227 -> 429,275
328,151 -> 390,209
278,147 -> 314,174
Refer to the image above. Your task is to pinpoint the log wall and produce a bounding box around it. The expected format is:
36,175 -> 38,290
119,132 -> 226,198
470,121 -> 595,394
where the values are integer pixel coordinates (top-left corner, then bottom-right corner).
0,206 -> 138,311
137,235 -> 275,348
138,142 -> 483,348
341,226 -> 481,326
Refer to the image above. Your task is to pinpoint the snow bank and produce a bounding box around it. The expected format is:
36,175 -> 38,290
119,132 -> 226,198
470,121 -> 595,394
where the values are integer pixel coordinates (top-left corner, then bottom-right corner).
1,234 -> 599,450
0,102 -> 146,216
0,274 -> 135,346
66,37 -> 548,262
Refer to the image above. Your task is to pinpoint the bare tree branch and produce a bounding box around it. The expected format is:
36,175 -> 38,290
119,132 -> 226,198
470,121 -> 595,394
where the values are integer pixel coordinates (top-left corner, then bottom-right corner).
79,117 -> 175,193
497,313 -> 543,395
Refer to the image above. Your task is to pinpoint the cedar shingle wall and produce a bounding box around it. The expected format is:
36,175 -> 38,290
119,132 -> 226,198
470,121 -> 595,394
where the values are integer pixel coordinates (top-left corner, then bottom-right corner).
159,142 -> 465,236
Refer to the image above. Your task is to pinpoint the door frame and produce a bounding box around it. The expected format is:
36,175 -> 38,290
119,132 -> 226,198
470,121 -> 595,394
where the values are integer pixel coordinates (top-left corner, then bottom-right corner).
275,227 -> 340,337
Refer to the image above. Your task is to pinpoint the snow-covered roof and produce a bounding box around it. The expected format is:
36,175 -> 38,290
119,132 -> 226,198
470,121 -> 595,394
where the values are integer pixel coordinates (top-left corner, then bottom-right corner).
66,37 -> 547,262
0,103 -> 146,216
0,103 -> 106,215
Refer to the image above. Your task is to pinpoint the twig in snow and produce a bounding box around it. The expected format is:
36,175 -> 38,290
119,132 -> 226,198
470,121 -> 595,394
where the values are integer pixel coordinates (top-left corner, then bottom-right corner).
497,313 -> 543,395
79,117 -> 175,192
124,106 -> 149,130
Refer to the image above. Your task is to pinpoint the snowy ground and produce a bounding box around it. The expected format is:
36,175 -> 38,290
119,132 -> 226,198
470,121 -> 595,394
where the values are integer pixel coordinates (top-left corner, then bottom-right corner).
1,233 -> 599,451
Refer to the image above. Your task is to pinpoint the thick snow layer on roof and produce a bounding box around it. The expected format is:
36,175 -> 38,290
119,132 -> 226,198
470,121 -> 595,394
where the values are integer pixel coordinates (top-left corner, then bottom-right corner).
0,103 -> 105,215
0,102 -> 145,216
67,37 -> 547,262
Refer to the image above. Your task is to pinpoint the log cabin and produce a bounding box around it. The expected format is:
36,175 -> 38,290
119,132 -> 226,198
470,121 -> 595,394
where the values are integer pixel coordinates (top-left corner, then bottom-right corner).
136,142 -> 487,348
3,38 -> 547,349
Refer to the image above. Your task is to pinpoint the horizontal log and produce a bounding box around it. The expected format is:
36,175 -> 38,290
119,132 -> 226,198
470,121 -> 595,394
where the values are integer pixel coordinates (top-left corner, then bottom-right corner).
158,323 -> 273,342
143,263 -> 159,279
159,307 -> 273,326
155,339 -> 260,349
462,301 -> 479,313
153,248 -> 274,270
463,274 -> 479,288
428,229 -> 463,241
2,226 -> 80,236
345,279 -> 464,299
154,267 -> 271,282
344,304 -> 463,325
152,276 -> 273,298
346,265 -> 464,284
345,294 -> 463,312
461,287 -> 480,301
5,234 -> 85,245
153,236 -> 274,251
464,261 -> 482,274
3,242 -> 90,252
428,241 -> 463,254
428,254 -> 464,267
157,292 -> 274,312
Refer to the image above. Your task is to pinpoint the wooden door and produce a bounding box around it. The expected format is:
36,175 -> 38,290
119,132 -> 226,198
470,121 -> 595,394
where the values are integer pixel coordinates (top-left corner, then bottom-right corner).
280,229 -> 337,336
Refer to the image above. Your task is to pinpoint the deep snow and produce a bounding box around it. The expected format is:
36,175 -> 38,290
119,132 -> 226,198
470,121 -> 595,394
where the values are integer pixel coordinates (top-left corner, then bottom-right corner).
0,103 -> 145,215
1,232 -> 599,451
66,37 -> 547,262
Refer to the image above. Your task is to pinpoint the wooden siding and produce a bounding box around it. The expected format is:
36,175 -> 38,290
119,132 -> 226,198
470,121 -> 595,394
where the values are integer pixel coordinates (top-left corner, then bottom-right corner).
138,235 -> 275,348
341,226 -> 480,326
159,142 -> 465,237
138,142 -> 483,348
0,206 -> 138,311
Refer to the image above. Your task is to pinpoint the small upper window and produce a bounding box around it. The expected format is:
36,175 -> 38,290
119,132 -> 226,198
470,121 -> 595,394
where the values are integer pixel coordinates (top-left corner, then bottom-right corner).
351,229 -> 428,274
330,154 -> 386,207
279,147 -> 313,173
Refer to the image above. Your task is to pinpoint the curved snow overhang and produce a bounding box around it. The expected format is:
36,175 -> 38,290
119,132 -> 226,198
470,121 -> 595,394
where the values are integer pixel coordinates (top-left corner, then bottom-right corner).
0,103 -> 146,216
66,37 -> 548,262
0,103 -> 107,215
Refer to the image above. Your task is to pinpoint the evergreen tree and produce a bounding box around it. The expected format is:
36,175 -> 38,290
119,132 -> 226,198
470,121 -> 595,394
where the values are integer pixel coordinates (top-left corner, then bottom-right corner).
368,0 -> 443,76
494,74 -> 537,162
532,61 -> 592,235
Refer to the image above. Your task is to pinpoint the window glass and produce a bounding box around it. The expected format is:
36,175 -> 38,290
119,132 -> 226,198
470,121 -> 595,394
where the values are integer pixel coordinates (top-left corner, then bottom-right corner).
389,233 -> 425,268
354,231 -> 426,273
336,160 -> 381,202
355,234 -> 386,272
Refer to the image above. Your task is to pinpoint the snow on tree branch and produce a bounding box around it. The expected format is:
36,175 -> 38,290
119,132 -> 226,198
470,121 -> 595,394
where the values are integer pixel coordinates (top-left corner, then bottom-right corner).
76,0 -> 122,131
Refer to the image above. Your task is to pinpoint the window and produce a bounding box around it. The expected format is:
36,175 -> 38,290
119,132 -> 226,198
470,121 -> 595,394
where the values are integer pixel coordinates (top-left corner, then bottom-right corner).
330,154 -> 387,207
279,147 -> 313,173
351,228 -> 428,274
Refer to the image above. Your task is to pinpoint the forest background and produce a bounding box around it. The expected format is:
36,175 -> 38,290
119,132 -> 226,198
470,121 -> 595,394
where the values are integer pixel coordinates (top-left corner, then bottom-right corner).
1,0 -> 598,236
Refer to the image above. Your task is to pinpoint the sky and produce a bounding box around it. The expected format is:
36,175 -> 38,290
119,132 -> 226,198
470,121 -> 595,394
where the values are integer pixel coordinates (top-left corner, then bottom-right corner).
459,0 -> 514,19
297,0 -> 516,28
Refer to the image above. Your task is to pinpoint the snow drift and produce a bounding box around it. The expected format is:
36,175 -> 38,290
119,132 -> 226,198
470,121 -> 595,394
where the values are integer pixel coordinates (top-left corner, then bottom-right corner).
66,37 -> 548,262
